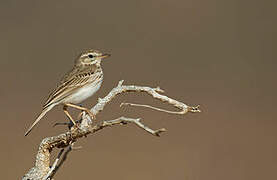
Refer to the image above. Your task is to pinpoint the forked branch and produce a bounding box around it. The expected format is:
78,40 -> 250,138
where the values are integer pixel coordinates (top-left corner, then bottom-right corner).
22,80 -> 200,180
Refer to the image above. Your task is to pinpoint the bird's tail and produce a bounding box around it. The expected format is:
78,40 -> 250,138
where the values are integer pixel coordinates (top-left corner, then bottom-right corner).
24,104 -> 56,136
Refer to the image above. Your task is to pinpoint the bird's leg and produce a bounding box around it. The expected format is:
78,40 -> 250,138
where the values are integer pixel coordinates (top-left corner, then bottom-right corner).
77,112 -> 83,120
63,105 -> 77,126
76,104 -> 85,120
64,103 -> 95,120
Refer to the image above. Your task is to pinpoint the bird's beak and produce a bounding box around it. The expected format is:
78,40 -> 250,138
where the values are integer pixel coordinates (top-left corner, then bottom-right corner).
99,53 -> 111,59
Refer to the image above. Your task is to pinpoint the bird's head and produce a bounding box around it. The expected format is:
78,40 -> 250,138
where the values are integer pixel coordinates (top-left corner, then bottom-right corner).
75,49 -> 111,66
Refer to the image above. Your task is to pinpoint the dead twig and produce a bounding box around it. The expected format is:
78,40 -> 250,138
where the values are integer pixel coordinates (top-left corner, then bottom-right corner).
22,80 -> 200,180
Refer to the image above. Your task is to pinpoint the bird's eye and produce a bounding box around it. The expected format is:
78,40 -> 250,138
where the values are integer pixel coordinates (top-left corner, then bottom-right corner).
88,54 -> 94,58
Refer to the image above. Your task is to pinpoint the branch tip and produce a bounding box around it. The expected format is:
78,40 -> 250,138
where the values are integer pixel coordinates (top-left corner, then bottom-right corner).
188,105 -> 201,113
154,128 -> 167,136
118,80 -> 124,86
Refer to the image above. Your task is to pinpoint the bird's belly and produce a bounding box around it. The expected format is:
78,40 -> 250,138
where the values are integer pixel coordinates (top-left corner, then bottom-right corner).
64,81 -> 102,104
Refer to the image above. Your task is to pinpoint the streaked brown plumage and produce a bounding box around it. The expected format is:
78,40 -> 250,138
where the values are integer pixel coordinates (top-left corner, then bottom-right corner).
24,49 -> 110,136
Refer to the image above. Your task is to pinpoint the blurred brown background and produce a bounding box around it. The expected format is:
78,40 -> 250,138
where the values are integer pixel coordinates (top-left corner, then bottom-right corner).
1,0 -> 276,179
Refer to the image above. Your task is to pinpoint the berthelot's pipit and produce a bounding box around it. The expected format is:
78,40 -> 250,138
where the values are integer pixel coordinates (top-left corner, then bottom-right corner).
24,49 -> 111,136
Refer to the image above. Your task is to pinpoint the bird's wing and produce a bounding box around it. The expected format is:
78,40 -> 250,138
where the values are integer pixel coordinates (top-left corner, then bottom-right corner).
43,65 -> 100,108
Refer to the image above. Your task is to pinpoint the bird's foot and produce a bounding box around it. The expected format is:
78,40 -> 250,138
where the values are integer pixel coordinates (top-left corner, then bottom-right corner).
77,110 -> 96,121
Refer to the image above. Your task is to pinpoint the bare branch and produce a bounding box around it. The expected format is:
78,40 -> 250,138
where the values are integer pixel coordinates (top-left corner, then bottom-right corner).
121,102 -> 190,115
43,149 -> 64,180
89,80 -> 196,117
102,117 -> 166,137
22,81 -> 200,180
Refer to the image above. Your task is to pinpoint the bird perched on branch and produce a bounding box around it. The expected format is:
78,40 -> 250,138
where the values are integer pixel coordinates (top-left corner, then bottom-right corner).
24,49 -> 111,136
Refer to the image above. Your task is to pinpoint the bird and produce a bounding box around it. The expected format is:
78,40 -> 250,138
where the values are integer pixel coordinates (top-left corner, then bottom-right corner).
24,49 -> 111,136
